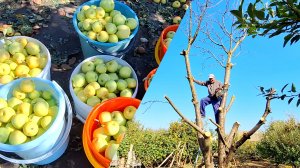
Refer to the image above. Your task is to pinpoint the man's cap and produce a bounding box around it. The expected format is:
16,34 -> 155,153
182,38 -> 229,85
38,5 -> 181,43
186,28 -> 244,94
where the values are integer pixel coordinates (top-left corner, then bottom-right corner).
208,74 -> 215,79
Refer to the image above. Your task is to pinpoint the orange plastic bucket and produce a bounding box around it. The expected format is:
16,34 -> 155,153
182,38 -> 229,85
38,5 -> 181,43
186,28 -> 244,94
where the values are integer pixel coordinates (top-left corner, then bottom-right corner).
159,24 -> 179,62
144,68 -> 157,91
82,134 -> 105,168
83,97 -> 141,168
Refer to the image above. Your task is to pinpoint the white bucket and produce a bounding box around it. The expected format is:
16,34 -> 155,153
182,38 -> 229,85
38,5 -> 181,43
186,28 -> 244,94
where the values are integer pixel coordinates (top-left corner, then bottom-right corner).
69,55 -> 139,122
0,36 -> 51,83
0,78 -> 72,165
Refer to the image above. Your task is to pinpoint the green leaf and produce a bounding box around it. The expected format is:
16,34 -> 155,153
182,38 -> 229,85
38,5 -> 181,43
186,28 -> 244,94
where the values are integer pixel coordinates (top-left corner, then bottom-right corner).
288,97 -> 294,104
281,84 -> 289,93
280,94 -> 286,100
283,34 -> 293,47
297,99 -> 300,107
290,35 -> 300,45
247,3 -> 254,18
292,83 -> 296,92
231,10 -> 242,20
255,10 -> 265,20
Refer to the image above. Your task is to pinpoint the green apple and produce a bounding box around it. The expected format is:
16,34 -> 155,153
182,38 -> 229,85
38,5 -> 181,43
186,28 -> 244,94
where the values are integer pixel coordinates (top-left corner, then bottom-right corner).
7,97 -> 23,110
105,142 -> 119,160
98,111 -> 112,124
40,116 -> 52,129
93,127 -> 111,141
77,90 -> 88,103
20,79 -> 35,93
166,31 -> 176,39
96,87 -> 109,99
125,18 -> 138,30
92,137 -> 108,153
120,88 -> 133,97
23,121 -> 39,137
117,79 -> 127,91
42,91 -> 52,100
31,98 -> 47,105
38,56 -> 47,69
105,23 -> 117,35
96,63 -> 107,74
8,42 -> 23,55
17,102 -> 32,116
173,16 -> 182,24
180,0 -> 186,3
92,21 -> 103,33
105,16 -> 113,23
125,78 -> 136,88
25,42 -> 40,56
16,38 -> 28,47
110,10 -> 121,17
100,0 -> 115,12
108,93 -> 117,99
105,80 -> 117,93
11,113 -> 28,129
48,106 -> 58,117
172,1 -> 181,8
77,11 -> 86,21
153,0 -> 160,3
108,34 -> 118,43
29,68 -> 42,77
72,73 -> 86,88
113,125 -> 127,141
182,4 -> 189,10
33,101 -> 49,117
86,96 -> 101,106
87,31 -> 97,40
98,73 -> 111,86
85,71 -> 98,83
164,38 -> 172,48
0,63 -> 11,75
83,85 -> 96,97
82,5 -> 90,11
104,120 -> 119,136
0,49 -> 10,63
111,111 -> 126,126
73,87 -> 83,95
47,98 -> 56,107
97,31 -> 109,42
0,127 -> 10,143
82,19 -> 92,31
113,14 -> 126,26
6,123 -> 15,133
123,105 -> 136,120
22,98 -> 31,103
84,8 -> 96,19
9,130 -> 27,145
119,66 -> 132,78
95,7 -> 106,19
0,75 -> 13,84
93,58 -> 104,65
81,61 -> 95,73
0,98 -> 8,110
88,82 -> 101,90
106,60 -> 118,73
13,53 -> 26,64
108,73 -> 119,81
28,90 -> 40,100
116,25 -> 131,40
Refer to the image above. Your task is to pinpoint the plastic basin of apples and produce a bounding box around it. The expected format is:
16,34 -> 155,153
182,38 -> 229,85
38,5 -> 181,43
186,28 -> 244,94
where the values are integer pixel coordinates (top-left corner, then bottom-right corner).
73,0 -> 139,54
160,25 -> 179,56
83,97 -> 140,167
0,36 -> 51,85
69,55 -> 139,121
0,78 -> 68,164
144,68 -> 157,91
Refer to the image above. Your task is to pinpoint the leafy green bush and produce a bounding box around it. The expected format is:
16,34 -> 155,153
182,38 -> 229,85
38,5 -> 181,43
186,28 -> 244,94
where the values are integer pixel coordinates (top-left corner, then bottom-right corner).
118,120 -> 199,167
257,117 -> 300,167
236,141 -> 259,161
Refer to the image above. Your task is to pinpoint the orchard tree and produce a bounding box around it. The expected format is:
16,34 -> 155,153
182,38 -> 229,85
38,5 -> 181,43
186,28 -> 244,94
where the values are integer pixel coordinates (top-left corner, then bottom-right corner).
164,0 -> 300,167
231,0 -> 300,47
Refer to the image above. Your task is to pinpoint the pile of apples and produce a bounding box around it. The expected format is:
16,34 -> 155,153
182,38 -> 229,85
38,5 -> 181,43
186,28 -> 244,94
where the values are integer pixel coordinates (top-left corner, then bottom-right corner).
0,79 -> 58,145
0,38 -> 47,84
163,30 -> 176,48
76,0 -> 138,43
71,58 -> 137,107
152,0 -> 189,10
92,105 -> 136,160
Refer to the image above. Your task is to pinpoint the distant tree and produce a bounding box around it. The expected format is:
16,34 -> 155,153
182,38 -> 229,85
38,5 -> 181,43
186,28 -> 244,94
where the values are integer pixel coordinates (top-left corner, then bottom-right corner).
231,0 -> 300,47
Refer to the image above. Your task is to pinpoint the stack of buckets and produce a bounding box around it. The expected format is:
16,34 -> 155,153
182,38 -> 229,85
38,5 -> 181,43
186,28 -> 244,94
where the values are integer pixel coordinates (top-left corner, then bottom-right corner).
0,37 -> 73,165
72,0 -> 140,167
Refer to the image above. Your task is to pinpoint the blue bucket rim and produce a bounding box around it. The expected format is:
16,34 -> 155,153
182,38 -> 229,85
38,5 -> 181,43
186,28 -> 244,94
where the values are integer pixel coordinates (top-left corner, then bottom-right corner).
0,77 -> 66,152
72,0 -> 139,47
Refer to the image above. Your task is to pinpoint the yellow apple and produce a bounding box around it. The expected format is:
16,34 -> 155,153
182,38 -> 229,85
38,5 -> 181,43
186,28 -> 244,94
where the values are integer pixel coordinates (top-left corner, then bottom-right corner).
93,127 -> 111,142
123,106 -> 137,120
28,90 -> 40,99
83,85 -> 96,97
0,107 -> 16,123
39,56 -> 47,69
23,121 -> 39,137
13,87 -> 26,100
98,111 -> 112,124
16,38 -> 28,47
0,98 -> 8,109
8,42 -> 23,55
105,142 -> 119,160
14,65 -> 30,77
25,42 -> 40,56
17,102 -> 32,116
26,56 -> 40,69
0,49 -> 10,63
11,113 -> 28,129
92,137 -> 108,153
0,75 -> 14,84
9,130 -> 27,145
28,114 -> 41,125
0,127 -> 11,143
76,90 -> 88,103
0,63 -> 11,75
103,120 -> 119,136
33,101 -> 49,117
20,79 -> 35,93
29,68 -> 42,77
40,115 -> 52,129
13,53 -> 26,64
7,97 -> 23,110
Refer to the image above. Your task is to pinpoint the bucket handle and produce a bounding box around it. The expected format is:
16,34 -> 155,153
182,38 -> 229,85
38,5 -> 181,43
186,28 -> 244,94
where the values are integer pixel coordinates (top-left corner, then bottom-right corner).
86,35 -> 137,59
0,81 -> 73,165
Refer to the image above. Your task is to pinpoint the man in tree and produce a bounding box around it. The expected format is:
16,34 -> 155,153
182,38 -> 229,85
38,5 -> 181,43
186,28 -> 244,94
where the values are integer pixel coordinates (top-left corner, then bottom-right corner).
192,74 -> 223,124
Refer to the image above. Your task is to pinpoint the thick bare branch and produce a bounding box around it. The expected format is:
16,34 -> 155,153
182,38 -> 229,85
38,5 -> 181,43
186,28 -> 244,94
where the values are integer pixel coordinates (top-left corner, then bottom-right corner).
226,122 -> 240,148
164,96 -> 209,138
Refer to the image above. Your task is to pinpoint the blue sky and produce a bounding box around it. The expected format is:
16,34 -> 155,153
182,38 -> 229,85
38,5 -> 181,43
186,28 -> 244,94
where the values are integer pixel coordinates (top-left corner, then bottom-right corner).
135,0 -> 300,133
